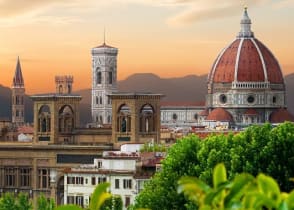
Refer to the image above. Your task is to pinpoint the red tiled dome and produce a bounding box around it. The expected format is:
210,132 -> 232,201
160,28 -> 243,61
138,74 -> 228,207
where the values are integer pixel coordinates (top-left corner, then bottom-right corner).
270,108 -> 294,123
208,8 -> 284,85
206,108 -> 233,122
199,109 -> 209,116
208,38 -> 283,84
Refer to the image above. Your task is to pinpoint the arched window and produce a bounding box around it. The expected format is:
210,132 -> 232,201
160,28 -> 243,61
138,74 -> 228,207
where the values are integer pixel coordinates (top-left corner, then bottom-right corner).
107,96 -> 111,105
107,115 -> 111,123
96,68 -> 102,84
108,72 -> 113,84
96,96 -> 99,105
117,104 -> 131,132
140,104 -> 154,133
68,84 -> 72,94
99,96 -> 103,105
58,105 -> 74,133
38,105 -> 51,132
59,85 -> 63,94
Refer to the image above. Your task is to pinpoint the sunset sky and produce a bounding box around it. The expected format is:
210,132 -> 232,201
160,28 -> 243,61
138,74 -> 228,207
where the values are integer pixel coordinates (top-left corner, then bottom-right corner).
0,0 -> 294,94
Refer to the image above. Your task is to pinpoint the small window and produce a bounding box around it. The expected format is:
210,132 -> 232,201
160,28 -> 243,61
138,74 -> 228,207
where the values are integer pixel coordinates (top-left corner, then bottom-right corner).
125,196 -> 131,208
247,95 -> 255,104
219,94 -> 227,104
92,177 -> 96,185
115,179 -> 120,189
172,113 -> 177,120
273,96 -> 277,104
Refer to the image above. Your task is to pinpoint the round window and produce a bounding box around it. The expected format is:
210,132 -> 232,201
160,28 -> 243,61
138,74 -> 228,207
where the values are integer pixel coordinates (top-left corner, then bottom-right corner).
194,113 -> 198,120
219,94 -> 227,104
247,95 -> 255,104
172,113 -> 178,120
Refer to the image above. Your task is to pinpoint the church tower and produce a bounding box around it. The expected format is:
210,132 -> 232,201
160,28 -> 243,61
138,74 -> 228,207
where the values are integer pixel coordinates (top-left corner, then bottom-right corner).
12,56 -> 25,125
91,41 -> 118,125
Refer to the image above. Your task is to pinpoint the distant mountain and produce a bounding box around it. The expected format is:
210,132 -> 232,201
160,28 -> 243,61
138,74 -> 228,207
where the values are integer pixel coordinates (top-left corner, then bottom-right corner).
1,73 -> 294,125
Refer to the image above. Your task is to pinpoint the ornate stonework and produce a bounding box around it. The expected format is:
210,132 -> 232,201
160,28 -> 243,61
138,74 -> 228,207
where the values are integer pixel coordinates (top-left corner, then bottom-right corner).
91,43 -> 118,125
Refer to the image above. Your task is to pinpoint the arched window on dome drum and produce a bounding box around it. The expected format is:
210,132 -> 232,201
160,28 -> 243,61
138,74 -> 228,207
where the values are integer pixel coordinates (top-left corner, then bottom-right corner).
139,104 -> 155,133
117,104 -> 131,133
58,105 -> 74,133
96,68 -> 101,84
68,84 -> 72,94
38,105 -> 51,133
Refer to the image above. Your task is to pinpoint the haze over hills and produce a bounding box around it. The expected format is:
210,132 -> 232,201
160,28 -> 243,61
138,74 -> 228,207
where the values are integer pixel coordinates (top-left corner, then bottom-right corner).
1,73 -> 294,124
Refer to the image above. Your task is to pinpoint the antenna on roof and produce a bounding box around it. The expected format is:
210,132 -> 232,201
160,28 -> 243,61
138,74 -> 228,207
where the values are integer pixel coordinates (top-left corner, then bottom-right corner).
103,26 -> 106,44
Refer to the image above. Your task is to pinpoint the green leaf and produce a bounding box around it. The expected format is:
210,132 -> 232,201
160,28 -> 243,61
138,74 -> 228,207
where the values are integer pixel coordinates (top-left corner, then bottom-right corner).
224,173 -> 254,207
54,205 -> 83,210
257,174 -> 281,206
89,182 -> 111,210
286,190 -> 294,209
213,163 -> 227,189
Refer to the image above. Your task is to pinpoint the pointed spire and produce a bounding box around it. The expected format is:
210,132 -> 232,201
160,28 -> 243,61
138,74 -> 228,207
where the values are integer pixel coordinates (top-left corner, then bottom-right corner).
12,56 -> 24,88
103,26 -> 106,45
237,7 -> 254,38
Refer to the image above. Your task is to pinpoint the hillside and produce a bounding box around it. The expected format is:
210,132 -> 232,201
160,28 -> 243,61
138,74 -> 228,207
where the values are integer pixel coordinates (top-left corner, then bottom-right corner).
1,73 -> 294,124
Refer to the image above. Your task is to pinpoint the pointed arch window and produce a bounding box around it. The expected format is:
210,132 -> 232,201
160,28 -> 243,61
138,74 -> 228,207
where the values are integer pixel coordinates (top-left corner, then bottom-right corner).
96,68 -> 102,84
108,72 -> 113,84
96,96 -> 99,105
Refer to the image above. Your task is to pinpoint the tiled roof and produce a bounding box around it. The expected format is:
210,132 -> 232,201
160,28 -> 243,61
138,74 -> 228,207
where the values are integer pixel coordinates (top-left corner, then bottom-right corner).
206,108 -> 233,122
270,108 -> 294,123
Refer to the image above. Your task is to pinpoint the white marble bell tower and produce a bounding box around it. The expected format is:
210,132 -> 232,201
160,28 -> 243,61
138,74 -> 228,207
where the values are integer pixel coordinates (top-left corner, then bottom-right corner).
91,41 -> 118,125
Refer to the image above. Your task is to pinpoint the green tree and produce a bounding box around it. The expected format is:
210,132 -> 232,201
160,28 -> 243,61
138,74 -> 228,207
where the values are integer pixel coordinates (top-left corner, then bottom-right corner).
37,194 -> 55,210
0,193 -> 18,210
132,122 -> 294,210
100,195 -> 123,210
16,193 -> 32,210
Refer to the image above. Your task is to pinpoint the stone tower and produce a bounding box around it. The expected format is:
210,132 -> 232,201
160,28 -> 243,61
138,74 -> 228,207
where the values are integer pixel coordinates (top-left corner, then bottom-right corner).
91,41 -> 118,125
12,56 -> 25,125
55,75 -> 73,94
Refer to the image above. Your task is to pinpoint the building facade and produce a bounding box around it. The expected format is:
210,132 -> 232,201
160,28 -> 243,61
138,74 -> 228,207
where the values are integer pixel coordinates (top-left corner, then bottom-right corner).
12,57 -> 25,125
91,42 -> 118,125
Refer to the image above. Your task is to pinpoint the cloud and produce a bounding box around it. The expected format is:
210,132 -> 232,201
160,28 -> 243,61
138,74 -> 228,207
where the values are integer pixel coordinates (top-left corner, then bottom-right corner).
166,0 -> 268,25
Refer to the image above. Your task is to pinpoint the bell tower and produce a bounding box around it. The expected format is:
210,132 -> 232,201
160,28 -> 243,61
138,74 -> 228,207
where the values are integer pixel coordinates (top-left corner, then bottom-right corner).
12,56 -> 25,125
91,41 -> 118,125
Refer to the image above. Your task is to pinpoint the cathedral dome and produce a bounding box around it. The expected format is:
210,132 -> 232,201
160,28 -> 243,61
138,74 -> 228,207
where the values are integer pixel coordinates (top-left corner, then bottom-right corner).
206,108 -> 233,122
208,8 -> 284,85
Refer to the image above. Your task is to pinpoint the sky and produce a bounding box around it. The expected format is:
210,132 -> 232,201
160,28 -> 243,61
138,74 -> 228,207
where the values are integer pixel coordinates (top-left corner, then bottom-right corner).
0,0 -> 294,94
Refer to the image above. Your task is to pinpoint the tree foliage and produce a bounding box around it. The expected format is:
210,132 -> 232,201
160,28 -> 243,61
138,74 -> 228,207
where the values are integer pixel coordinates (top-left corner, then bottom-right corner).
100,195 -> 123,210
37,194 -> 55,210
178,163 -> 294,210
0,193 -> 32,210
132,122 -> 294,210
